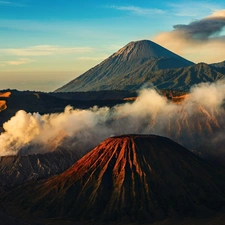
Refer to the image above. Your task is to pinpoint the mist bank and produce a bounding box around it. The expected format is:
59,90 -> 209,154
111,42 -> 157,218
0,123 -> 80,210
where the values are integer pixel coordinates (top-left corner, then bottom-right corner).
0,81 -> 225,160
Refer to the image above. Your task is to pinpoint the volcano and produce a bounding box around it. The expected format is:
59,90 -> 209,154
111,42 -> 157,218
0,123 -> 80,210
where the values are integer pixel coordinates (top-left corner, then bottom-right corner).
55,40 -> 225,92
55,40 -> 194,92
5,135 -> 225,224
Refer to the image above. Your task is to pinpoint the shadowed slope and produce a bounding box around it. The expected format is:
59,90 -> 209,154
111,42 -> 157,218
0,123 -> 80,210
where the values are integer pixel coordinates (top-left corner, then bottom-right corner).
96,62 -> 224,91
5,135 -> 225,224
0,148 -> 82,190
211,60 -> 225,73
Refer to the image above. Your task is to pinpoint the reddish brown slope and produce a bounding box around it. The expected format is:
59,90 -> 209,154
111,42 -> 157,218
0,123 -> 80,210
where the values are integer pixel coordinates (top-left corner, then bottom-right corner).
5,135 -> 225,224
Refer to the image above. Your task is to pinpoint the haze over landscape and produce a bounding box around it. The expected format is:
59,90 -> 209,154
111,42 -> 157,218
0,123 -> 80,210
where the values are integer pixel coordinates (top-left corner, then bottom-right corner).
1,1 -> 225,225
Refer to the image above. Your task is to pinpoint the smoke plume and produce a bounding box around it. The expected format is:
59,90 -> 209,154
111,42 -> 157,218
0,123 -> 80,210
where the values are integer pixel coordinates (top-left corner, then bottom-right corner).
1,81 -> 225,161
153,10 -> 225,63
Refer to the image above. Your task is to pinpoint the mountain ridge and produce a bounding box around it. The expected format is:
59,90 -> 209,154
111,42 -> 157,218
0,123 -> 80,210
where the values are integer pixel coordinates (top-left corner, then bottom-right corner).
55,40 -> 194,92
0,147 -> 82,191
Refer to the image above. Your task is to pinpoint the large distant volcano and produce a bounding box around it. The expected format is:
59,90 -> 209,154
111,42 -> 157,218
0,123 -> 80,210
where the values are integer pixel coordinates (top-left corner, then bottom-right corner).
5,135 -> 225,224
55,40 -> 195,92
55,40 -> 225,92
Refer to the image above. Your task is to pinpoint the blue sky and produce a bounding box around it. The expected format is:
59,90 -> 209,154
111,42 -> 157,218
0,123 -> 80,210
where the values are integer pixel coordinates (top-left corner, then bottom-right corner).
1,0 -> 225,91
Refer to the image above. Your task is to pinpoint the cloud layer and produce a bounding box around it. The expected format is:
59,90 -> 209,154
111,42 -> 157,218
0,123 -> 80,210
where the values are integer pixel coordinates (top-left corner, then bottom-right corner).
0,1 -> 25,7
0,45 -> 94,56
0,58 -> 35,66
1,81 -> 225,163
109,5 -> 164,15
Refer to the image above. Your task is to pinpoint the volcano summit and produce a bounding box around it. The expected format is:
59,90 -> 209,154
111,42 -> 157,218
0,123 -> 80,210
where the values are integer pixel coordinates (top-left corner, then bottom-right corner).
5,135 -> 225,224
55,40 -> 225,92
55,40 -> 194,92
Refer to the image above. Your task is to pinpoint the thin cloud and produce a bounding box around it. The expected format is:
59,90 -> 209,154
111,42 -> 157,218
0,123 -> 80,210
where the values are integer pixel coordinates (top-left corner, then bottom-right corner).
109,5 -> 164,15
0,45 -> 94,56
7,58 -> 35,65
0,58 -> 35,66
0,19 -> 86,34
0,1 -> 26,7
168,2 -> 220,17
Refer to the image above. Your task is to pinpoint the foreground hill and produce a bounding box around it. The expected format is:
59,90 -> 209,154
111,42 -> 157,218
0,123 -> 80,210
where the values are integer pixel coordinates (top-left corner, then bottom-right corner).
4,135 -> 225,224
55,40 -> 194,92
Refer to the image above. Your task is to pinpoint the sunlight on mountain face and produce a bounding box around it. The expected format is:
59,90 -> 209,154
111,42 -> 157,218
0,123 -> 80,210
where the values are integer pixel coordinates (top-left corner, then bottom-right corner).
0,92 -> 11,112
0,92 -> 11,98
0,100 -> 7,112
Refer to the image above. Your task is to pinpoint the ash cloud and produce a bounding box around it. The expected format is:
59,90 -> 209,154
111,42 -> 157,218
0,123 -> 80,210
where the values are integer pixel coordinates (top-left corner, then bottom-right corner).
173,16 -> 225,41
153,10 -> 225,63
1,81 -> 225,162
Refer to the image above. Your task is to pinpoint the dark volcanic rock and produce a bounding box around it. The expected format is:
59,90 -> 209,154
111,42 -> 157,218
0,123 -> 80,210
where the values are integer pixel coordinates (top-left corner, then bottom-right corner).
0,148 -> 81,190
0,206 -> 39,225
4,135 -> 225,224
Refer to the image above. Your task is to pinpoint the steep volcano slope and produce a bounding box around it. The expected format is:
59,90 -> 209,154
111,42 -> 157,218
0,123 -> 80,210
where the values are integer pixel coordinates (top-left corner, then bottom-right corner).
5,135 -> 225,224
56,40 -> 194,92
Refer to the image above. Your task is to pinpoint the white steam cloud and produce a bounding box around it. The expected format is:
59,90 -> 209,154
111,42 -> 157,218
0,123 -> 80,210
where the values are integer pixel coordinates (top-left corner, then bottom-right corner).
1,81 -> 225,161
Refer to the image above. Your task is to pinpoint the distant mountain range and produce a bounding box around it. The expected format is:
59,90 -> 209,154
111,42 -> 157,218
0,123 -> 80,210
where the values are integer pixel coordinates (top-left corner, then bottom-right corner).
55,40 -> 225,92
